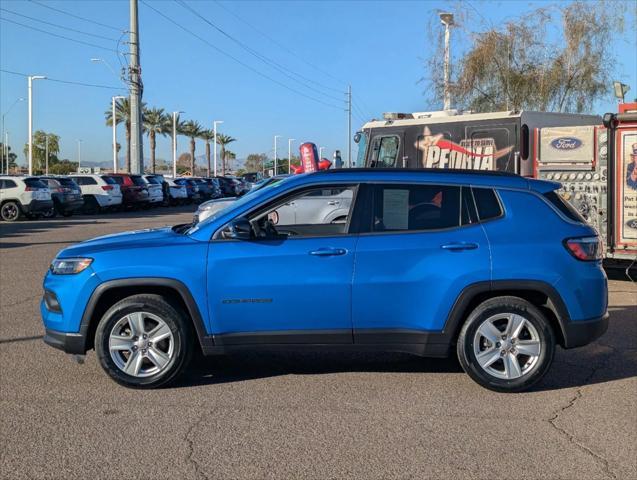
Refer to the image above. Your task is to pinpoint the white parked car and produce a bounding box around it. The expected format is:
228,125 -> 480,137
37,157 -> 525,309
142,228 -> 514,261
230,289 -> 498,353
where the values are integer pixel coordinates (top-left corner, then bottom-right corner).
165,178 -> 188,204
0,175 -> 53,221
69,174 -> 122,212
142,175 -> 165,205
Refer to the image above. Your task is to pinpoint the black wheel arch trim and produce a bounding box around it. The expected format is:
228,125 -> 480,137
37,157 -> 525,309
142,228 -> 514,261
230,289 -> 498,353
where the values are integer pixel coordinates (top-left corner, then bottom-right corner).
78,277 -> 213,354
440,279 -> 573,347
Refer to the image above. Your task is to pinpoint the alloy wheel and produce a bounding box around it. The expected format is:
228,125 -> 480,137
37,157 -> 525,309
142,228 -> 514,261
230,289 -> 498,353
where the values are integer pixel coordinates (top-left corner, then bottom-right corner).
472,313 -> 541,380
1,203 -> 19,221
108,311 -> 174,378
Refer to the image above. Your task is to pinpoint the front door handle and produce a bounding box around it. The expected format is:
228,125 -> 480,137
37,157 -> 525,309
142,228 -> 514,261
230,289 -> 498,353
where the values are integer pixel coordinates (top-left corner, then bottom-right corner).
440,242 -> 479,251
309,248 -> 348,256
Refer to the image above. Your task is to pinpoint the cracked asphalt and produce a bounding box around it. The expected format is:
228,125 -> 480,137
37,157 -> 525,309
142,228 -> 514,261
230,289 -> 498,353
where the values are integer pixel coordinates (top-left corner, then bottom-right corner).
1,207 -> 636,479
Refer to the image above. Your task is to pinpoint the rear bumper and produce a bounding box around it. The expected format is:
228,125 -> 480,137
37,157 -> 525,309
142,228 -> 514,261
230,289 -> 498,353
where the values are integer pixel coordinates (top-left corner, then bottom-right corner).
43,327 -> 88,355
22,199 -> 53,214
562,312 -> 609,349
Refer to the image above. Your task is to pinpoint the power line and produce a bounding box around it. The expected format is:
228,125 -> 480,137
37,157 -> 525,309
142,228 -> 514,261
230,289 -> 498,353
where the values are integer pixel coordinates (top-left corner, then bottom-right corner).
1,17 -> 118,52
212,0 -> 346,90
0,7 -> 119,42
0,68 -> 125,90
140,0 -> 344,110
176,0 -> 345,103
28,0 -> 123,32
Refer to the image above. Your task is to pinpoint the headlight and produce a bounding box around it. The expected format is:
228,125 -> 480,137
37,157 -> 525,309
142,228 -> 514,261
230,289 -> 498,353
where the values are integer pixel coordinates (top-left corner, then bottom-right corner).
50,258 -> 93,275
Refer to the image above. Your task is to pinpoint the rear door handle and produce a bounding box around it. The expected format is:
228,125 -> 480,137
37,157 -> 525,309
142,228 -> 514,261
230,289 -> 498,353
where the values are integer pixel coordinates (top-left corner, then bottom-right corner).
309,248 -> 348,256
440,242 -> 479,251
327,201 -> 340,205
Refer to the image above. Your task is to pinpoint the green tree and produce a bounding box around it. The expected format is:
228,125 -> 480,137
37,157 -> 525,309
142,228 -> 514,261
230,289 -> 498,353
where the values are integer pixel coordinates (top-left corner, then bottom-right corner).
105,97 -> 146,172
198,129 -> 215,176
179,120 -> 203,175
143,107 -> 170,174
424,1 -> 627,113
22,131 -> 60,174
215,133 -> 236,176
244,153 -> 267,173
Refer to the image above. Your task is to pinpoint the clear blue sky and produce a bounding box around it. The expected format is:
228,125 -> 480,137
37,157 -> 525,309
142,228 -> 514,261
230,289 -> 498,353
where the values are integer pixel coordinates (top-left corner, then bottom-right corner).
1,0 -> 636,168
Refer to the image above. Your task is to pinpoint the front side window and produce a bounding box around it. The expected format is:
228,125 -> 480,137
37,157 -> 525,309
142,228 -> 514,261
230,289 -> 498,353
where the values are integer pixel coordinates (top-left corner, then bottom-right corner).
370,184 -> 463,232
248,185 -> 357,238
370,135 -> 400,167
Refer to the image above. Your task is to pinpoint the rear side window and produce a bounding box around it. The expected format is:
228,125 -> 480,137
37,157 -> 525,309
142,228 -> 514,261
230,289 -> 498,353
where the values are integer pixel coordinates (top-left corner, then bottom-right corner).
24,178 -> 48,189
371,184 -> 462,232
109,176 -> 125,185
472,188 -> 503,221
74,176 -> 97,185
57,177 -> 78,188
130,176 -> 146,186
101,176 -> 117,185
543,191 -> 585,223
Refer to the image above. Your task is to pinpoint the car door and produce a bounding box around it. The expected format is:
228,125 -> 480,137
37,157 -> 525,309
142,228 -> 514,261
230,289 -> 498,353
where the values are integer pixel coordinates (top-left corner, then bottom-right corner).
206,184 -> 361,344
352,183 -> 490,343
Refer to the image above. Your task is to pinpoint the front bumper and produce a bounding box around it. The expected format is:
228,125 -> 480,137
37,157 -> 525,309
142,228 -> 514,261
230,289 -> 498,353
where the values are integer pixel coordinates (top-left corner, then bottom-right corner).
562,312 -> 609,349
43,326 -> 89,354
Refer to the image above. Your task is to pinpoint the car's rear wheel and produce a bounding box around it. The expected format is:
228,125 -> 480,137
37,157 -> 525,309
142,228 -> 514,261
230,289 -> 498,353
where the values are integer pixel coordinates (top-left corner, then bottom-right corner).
457,296 -> 555,393
82,196 -> 100,214
95,294 -> 193,388
1,201 -> 21,221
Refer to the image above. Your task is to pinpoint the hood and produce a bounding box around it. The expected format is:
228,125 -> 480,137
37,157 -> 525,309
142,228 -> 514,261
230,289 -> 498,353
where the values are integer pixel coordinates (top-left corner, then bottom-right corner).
58,226 -> 198,258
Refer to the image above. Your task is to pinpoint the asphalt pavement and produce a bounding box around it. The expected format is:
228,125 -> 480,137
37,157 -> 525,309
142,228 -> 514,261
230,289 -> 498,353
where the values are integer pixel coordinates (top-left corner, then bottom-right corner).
1,207 -> 636,479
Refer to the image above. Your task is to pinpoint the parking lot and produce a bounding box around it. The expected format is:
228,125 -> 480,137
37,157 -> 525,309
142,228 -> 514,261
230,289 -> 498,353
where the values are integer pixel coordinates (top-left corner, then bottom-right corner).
1,208 -> 635,480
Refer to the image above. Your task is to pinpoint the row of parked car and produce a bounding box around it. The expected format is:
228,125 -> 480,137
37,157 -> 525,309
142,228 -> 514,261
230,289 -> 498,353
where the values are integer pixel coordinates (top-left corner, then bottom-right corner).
0,173 -> 251,221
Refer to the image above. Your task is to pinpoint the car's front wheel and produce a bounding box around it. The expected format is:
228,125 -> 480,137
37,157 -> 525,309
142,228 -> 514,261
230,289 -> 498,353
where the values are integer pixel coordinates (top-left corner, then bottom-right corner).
95,294 -> 193,388
457,296 -> 555,393
0,201 -> 21,221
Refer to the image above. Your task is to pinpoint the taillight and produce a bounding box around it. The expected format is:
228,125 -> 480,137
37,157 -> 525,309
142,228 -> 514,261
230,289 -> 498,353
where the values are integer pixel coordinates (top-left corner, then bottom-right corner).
25,186 -> 36,191
564,236 -> 603,261
102,185 -> 113,191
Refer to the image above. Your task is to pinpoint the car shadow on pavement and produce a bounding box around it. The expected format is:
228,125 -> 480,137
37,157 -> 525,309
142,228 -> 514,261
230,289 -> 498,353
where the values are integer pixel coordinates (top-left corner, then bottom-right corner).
174,303 -> 636,392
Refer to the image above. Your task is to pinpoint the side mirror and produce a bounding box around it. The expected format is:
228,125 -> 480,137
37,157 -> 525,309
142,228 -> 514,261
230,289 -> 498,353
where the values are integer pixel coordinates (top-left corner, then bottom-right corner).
221,217 -> 253,240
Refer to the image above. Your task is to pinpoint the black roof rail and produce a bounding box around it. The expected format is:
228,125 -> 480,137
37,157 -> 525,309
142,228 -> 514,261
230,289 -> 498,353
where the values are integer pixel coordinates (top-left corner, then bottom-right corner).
312,168 -> 520,177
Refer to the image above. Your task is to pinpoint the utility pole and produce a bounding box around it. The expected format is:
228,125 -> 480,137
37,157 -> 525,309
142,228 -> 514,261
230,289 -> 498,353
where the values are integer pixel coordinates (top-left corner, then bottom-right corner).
111,95 -> 126,173
213,120 -> 223,177
45,135 -> 49,175
4,132 -> 9,174
28,75 -> 46,175
347,85 -> 352,167
440,13 -> 454,111
129,0 -> 144,174
77,140 -> 82,171
288,138 -> 295,174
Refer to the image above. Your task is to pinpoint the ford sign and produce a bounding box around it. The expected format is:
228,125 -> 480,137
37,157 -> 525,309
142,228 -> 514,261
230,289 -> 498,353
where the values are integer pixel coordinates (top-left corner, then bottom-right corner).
550,137 -> 583,150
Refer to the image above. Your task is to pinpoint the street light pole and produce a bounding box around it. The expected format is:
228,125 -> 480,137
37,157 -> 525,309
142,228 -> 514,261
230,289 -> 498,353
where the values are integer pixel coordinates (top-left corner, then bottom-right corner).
288,138 -> 295,174
45,135 -> 49,175
273,135 -> 281,176
28,75 -> 46,175
111,95 -> 126,173
172,111 -> 183,178
4,132 -> 9,174
213,120 -> 223,177
439,13 -> 454,111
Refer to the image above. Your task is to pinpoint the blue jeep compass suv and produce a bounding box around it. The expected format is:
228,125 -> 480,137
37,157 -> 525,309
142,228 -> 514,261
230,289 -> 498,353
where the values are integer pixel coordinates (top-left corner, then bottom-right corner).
41,170 -> 608,392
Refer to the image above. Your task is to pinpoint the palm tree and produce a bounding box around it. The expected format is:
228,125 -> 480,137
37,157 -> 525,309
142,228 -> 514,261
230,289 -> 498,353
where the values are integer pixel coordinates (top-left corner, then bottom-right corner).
105,97 -> 146,173
198,129 -> 216,176
179,120 -> 203,175
215,134 -> 236,176
143,107 -> 170,174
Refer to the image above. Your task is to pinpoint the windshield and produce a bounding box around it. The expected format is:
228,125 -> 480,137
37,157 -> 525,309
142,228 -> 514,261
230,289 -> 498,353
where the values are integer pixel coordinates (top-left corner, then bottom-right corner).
186,175 -> 296,235
356,131 -> 368,167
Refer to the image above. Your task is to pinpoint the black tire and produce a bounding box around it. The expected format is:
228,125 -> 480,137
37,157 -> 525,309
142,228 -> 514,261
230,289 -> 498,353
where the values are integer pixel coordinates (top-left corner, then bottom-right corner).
1,201 -> 21,221
82,196 -> 100,214
94,294 -> 194,389
61,210 -> 73,217
43,207 -> 57,219
456,296 -> 555,393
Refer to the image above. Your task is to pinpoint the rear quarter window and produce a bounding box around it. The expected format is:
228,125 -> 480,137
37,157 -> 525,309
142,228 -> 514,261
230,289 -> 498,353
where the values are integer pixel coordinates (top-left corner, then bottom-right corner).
24,178 -> 48,189
472,188 -> 503,221
101,176 -> 117,185
543,190 -> 585,223
74,176 -> 97,185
